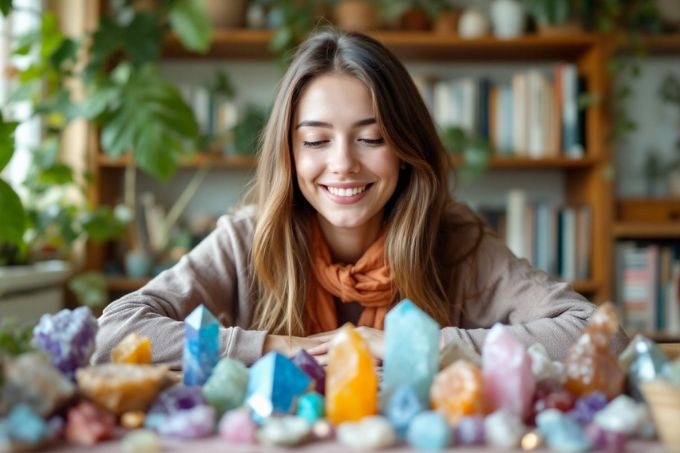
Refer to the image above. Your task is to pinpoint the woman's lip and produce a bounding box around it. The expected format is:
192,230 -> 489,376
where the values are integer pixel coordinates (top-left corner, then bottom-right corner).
321,184 -> 372,205
320,182 -> 372,189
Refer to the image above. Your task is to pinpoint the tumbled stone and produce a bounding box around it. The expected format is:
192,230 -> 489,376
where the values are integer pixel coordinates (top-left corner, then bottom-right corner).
385,385 -> 424,437
326,324 -> 378,425
564,303 -> 625,399
406,410 -> 451,451
76,364 -> 171,415
528,343 -> 565,384
246,352 -> 311,422
121,411 -> 146,429
111,333 -> 152,364
312,419 -> 334,441
619,335 -> 669,401
454,415 -> 485,446
121,429 -> 162,453
484,409 -> 525,449
202,358 -> 248,416
218,408 -> 257,444
0,352 -> 75,417
291,349 -> 325,395
382,299 -> 440,408
531,388 -> 575,425
183,304 -> 220,386
593,395 -> 649,436
569,391 -> 607,425
157,404 -> 215,439
32,306 -> 98,377
585,424 -> 626,452
431,359 -> 484,424
337,416 -> 396,450
145,385 -> 206,430
65,401 -> 115,446
0,404 -> 48,449
439,341 -> 481,370
520,430 -> 543,450
482,324 -> 535,419
256,416 -> 311,446
536,409 -> 591,452
296,392 -> 325,423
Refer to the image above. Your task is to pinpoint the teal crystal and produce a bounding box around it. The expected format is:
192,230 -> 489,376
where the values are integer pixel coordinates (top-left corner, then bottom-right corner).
183,304 -> 220,386
386,385 -> 424,438
0,404 -> 48,448
296,392 -> 325,423
382,299 -> 440,408
620,335 -> 669,401
245,352 -> 312,423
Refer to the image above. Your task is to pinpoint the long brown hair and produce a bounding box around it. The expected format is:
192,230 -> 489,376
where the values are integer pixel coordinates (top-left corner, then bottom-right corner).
247,28 -> 484,335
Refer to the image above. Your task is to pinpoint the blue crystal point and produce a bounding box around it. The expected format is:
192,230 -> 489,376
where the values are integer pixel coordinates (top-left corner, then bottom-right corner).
245,352 -> 312,422
183,304 -> 220,386
382,299 -> 440,409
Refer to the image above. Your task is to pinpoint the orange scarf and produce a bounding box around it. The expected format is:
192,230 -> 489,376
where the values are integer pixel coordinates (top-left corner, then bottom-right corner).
305,217 -> 396,334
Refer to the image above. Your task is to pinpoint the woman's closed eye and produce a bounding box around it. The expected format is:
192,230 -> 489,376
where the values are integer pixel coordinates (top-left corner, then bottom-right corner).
303,139 -> 330,148
358,137 -> 384,145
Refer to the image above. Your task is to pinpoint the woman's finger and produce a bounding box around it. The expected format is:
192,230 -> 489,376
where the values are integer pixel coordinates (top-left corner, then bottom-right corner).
307,342 -> 330,355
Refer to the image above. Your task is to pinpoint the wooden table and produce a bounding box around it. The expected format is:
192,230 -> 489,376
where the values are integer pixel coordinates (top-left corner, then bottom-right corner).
46,437 -> 671,452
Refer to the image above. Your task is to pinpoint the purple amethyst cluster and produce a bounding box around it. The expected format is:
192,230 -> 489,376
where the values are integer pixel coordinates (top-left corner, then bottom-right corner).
32,307 -> 98,378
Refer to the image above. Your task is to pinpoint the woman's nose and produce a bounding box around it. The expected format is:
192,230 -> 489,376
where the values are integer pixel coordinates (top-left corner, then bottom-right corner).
327,138 -> 360,174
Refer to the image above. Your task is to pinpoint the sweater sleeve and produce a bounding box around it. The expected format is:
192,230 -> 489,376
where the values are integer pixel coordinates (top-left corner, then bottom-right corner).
441,229 -> 629,361
91,208 -> 267,368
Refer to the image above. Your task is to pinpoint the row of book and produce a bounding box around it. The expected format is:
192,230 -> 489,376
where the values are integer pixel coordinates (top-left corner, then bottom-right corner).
413,64 -> 586,159
615,242 -> 680,334
475,189 -> 591,282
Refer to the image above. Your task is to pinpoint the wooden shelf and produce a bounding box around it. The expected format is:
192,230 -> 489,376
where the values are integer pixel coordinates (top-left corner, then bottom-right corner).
613,222 -> 680,239
98,153 -> 258,169
641,34 -> 680,55
164,29 -> 601,61
571,280 -> 599,294
99,153 -> 595,171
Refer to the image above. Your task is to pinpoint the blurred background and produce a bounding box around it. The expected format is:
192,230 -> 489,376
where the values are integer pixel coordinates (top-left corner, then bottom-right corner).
1,0 -> 679,344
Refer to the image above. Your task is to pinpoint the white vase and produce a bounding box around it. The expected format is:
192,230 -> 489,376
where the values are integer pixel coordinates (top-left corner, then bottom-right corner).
490,0 -> 526,39
459,8 -> 490,39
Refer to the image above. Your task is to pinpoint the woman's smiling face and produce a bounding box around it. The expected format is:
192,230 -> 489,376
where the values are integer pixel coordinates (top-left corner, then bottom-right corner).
292,73 -> 400,235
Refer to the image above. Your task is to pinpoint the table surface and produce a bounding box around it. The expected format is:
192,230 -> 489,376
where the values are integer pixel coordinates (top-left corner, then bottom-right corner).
45,437 -> 672,452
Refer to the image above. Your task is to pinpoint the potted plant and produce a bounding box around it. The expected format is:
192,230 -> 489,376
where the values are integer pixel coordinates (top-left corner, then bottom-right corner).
522,0 -> 582,35
0,1 -> 213,309
379,0 -> 451,31
659,73 -> 680,196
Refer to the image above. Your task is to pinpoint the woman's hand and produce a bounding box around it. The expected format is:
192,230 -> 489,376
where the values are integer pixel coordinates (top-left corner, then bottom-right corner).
263,334 -> 324,356
306,326 -> 385,366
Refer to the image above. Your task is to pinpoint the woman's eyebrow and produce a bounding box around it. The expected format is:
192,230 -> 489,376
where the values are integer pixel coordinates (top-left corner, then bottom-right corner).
295,117 -> 376,129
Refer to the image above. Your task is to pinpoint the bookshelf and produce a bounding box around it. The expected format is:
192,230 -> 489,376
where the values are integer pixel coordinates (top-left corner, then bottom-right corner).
90,29 -> 620,309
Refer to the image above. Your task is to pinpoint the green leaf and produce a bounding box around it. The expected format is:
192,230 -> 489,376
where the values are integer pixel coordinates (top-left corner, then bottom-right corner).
134,123 -> 181,180
50,38 -> 80,71
0,179 -> 26,246
169,0 -> 212,53
79,86 -> 121,119
122,12 -> 163,65
38,164 -> 74,185
79,206 -> 128,242
0,115 -> 18,172
40,13 -> 65,60
0,0 -> 12,17
270,27 -> 294,53
68,272 -> 108,308
0,318 -> 34,357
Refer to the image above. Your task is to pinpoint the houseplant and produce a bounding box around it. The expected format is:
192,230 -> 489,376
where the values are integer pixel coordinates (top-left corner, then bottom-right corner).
0,0 -> 213,307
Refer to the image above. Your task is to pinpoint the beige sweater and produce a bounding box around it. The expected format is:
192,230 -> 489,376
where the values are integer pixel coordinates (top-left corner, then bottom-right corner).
93,204 -> 628,368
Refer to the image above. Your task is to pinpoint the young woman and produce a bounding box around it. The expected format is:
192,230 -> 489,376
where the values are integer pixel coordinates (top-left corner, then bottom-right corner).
93,29 -> 627,368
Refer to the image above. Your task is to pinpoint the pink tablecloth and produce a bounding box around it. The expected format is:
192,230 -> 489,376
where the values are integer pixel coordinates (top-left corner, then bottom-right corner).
46,438 -> 671,452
